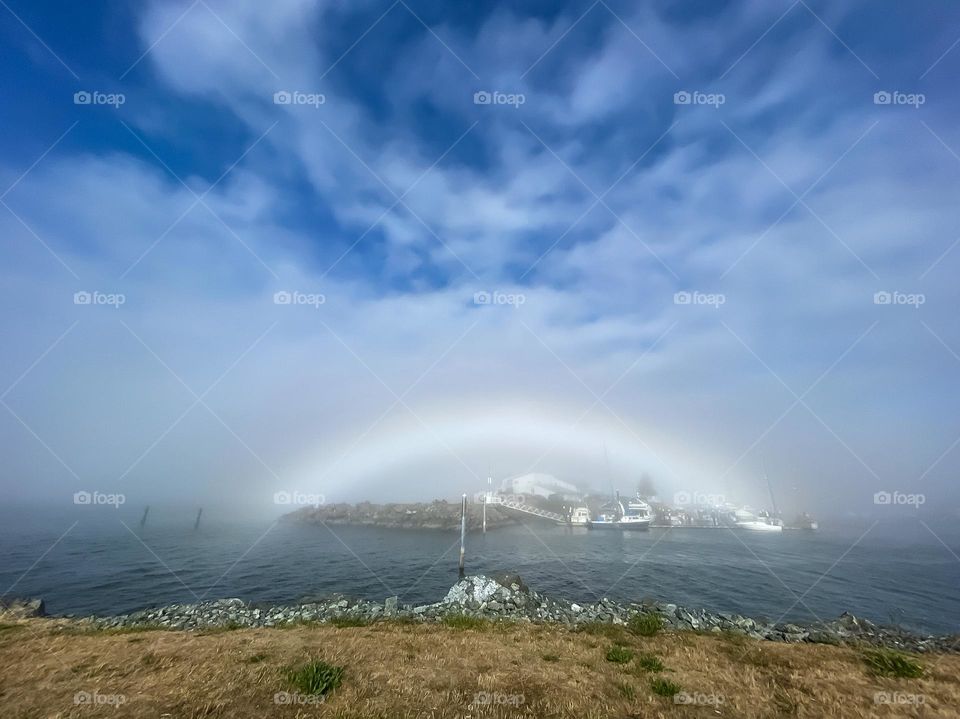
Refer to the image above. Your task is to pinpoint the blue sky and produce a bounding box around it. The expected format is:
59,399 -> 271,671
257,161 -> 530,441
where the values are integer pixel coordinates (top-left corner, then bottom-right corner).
1,0 -> 959,515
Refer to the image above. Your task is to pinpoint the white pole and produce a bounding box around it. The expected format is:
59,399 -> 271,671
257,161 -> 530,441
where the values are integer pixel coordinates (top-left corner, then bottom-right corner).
459,494 -> 467,579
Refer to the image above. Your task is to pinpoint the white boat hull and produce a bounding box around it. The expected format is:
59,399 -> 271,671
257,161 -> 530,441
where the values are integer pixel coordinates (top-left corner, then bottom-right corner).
736,521 -> 782,532
587,519 -> 651,530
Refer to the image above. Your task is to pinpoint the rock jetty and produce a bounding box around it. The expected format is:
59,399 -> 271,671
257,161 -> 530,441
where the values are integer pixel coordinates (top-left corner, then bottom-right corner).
25,574 -> 957,654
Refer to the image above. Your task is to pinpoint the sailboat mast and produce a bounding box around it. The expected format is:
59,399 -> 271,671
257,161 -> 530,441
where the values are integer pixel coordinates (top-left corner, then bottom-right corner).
763,461 -> 779,516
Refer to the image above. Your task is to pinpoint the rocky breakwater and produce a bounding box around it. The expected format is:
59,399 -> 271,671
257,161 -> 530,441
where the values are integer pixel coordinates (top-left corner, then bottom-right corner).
17,575 -> 957,654
284,500 -> 515,531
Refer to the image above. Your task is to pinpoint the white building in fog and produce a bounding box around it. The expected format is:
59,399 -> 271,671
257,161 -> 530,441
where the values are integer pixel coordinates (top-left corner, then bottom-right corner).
499,473 -> 581,501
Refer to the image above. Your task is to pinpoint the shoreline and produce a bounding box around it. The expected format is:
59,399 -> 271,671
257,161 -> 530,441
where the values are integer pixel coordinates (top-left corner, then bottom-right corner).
6,574 -> 956,654
4,608 -> 956,719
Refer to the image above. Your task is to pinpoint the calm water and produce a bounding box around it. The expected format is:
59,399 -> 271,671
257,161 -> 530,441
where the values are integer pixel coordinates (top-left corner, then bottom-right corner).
1,507 -> 957,635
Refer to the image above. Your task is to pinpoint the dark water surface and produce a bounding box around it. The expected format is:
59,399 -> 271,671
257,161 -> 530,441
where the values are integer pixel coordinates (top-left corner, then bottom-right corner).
1,508 -> 957,635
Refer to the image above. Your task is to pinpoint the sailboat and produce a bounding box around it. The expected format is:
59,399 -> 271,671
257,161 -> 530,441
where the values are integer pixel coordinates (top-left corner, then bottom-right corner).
735,465 -> 783,532
734,508 -> 783,532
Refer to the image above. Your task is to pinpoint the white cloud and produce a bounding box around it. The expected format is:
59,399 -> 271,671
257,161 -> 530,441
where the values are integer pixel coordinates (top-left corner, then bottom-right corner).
2,0 -> 959,514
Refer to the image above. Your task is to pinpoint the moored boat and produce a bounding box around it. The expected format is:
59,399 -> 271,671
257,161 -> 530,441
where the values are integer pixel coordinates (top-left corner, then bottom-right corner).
569,506 -> 591,525
786,512 -> 819,531
587,494 -> 651,530
734,508 -> 782,532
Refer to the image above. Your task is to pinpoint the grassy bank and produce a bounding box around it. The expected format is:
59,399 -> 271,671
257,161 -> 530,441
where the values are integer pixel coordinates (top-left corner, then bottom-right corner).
0,617 -> 956,717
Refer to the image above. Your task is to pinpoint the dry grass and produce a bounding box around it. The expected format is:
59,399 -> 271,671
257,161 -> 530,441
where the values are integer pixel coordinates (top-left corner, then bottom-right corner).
0,617 -> 957,718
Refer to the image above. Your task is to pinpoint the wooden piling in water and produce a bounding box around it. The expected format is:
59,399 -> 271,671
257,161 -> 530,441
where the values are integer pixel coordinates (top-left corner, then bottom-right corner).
458,494 -> 466,579
194,508 -> 203,530
140,506 -> 150,528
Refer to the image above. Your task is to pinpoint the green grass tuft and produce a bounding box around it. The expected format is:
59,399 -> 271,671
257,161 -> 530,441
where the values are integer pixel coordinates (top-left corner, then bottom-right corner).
327,616 -> 371,628
605,645 -> 634,664
441,614 -> 488,631
286,659 -> 345,697
863,649 -> 923,678
578,621 -> 629,642
650,678 -> 681,697
614,681 -> 636,699
635,653 -> 664,672
628,613 -> 663,637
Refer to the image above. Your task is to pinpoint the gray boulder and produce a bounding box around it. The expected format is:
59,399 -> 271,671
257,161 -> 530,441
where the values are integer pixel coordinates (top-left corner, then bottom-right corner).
0,598 -> 45,618
489,572 -> 527,593
384,596 -> 398,615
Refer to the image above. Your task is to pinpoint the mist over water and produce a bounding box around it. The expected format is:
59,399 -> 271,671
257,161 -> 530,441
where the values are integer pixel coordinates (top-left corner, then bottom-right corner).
2,507 -> 957,635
